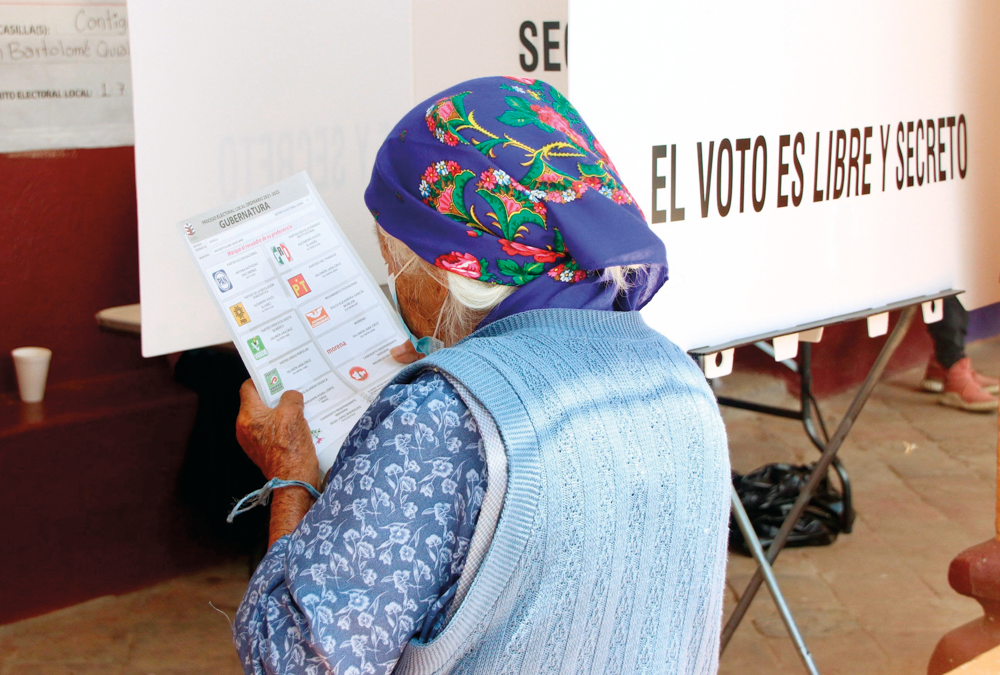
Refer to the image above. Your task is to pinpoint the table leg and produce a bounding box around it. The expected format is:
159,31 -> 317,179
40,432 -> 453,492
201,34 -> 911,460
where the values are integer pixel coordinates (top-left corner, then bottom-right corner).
730,486 -> 821,674
721,305 -> 917,651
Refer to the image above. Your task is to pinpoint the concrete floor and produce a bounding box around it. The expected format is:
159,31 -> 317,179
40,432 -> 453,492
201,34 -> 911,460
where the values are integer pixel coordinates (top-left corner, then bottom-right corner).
2,338 -> 998,675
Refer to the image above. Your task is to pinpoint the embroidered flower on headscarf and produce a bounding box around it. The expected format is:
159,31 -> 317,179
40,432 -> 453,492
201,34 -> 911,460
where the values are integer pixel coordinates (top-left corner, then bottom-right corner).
478,169 -> 497,190
547,261 -> 589,284
536,165 -> 566,184
437,99 -> 456,120
434,252 -> 481,279
611,189 -> 632,205
530,103 -> 589,149
499,239 -> 564,263
497,193 -> 522,216
436,186 -> 456,214
425,96 -> 465,146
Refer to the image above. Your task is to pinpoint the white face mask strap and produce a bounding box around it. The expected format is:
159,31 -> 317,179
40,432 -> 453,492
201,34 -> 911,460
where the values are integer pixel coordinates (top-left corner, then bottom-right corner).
396,255 -> 415,278
431,299 -> 446,343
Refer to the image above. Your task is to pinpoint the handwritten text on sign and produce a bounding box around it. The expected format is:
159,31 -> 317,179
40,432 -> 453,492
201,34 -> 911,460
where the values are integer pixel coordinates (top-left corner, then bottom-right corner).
0,2 -> 133,152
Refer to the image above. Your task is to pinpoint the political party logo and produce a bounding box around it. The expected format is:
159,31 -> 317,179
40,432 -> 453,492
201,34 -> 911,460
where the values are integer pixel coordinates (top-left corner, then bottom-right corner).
305,306 -> 330,329
183,223 -> 195,237
247,335 -> 268,360
212,269 -> 233,293
288,273 -> 312,298
264,369 -> 283,395
272,244 -> 292,266
349,366 -> 369,382
229,302 -> 251,326
310,428 -> 324,445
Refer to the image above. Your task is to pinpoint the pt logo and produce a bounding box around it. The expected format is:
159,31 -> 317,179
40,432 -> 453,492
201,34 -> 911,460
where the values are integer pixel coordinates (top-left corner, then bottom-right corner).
272,244 -> 292,266
349,366 -> 369,382
264,369 -> 283,395
229,302 -> 251,326
288,273 -> 312,298
247,335 -> 268,360
212,269 -> 233,293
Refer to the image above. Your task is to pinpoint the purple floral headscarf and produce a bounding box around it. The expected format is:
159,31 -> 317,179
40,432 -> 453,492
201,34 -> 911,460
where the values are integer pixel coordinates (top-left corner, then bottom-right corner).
365,76 -> 667,327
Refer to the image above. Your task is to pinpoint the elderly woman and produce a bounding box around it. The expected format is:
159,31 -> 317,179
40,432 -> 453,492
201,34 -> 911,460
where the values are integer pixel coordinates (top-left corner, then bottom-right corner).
232,77 -> 730,674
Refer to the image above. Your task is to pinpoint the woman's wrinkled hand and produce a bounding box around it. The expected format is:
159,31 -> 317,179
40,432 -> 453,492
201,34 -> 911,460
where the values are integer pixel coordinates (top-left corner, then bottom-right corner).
236,379 -> 320,488
390,340 -> 425,364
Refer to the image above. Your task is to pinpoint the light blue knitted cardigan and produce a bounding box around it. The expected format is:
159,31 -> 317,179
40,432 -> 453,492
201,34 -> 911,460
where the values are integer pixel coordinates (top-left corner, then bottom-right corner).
392,309 -> 731,675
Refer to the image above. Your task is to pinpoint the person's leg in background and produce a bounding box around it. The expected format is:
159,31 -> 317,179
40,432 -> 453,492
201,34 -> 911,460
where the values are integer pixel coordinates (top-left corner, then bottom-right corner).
923,295 -> 999,411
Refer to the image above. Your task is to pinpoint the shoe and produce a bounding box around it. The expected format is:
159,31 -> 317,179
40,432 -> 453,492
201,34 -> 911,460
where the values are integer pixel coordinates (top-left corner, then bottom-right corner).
922,357 -> 999,394
939,357 -> 999,412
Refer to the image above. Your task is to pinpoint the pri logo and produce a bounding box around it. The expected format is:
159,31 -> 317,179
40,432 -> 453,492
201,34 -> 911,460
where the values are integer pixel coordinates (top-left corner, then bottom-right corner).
272,244 -> 292,266
247,335 -> 268,360
229,302 -> 251,326
212,269 -> 233,293
349,366 -> 369,382
264,369 -> 283,395
305,307 -> 330,329
183,223 -> 195,237
288,273 -> 312,298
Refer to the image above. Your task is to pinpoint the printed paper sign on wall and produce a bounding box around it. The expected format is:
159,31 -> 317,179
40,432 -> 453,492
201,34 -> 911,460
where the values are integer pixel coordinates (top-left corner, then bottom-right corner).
0,0 -> 133,152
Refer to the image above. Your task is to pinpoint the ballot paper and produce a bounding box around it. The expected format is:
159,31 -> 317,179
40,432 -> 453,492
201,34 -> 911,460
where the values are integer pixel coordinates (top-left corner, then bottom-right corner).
179,172 -> 409,472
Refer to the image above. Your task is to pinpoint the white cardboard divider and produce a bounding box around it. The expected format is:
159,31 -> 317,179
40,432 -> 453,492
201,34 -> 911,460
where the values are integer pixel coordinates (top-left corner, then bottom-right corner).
867,312 -> 890,338
130,0 -> 569,357
922,299 -> 945,324
703,349 -> 735,379
772,333 -> 800,361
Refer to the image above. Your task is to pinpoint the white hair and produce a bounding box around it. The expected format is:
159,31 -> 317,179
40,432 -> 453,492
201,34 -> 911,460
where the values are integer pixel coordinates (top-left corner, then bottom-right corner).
377,223 -> 646,343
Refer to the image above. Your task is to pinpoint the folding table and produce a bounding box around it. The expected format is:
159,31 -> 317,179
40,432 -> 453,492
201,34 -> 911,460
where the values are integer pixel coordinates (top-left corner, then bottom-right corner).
688,290 -> 960,673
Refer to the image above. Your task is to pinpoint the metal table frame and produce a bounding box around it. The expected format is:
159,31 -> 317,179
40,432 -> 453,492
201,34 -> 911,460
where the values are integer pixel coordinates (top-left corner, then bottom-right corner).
718,339 -> 855,536
688,290 -> 959,674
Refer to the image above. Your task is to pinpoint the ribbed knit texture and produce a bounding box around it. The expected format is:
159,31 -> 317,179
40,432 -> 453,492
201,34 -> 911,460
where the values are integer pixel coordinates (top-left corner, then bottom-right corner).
393,309 -> 731,675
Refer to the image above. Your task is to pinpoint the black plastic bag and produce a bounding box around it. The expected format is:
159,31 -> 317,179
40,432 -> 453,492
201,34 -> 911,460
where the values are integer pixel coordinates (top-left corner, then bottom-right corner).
729,462 -> 847,556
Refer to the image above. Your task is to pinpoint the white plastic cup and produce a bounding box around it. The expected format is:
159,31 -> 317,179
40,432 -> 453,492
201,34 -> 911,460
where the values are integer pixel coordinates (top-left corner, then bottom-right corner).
12,347 -> 52,403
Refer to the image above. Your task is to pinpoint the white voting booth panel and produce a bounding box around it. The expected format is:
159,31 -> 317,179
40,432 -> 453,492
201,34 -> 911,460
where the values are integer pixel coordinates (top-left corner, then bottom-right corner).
129,1 -> 413,357
411,1 -> 567,102
131,0 -> 567,357
569,1 -> 994,354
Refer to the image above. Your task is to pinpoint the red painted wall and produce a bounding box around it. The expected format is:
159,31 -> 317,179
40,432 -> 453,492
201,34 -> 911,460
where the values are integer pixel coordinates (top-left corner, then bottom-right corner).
0,148 -> 159,393
0,148 -> 222,624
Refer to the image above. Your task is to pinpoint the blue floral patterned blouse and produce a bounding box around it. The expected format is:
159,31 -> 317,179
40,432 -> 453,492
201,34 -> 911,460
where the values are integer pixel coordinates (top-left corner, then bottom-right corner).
233,371 -> 488,675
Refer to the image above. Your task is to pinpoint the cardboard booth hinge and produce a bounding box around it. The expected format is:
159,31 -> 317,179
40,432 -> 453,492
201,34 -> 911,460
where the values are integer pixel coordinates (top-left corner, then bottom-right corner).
799,327 -> 824,343
703,348 -> 735,378
772,333 -> 799,361
867,312 -> 889,337
921,299 -> 944,324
